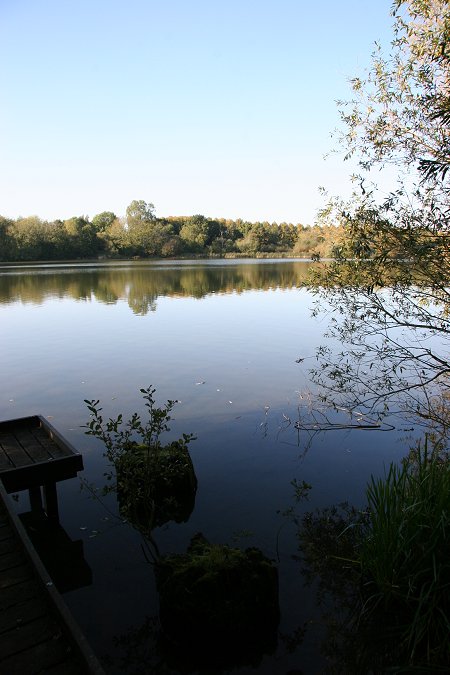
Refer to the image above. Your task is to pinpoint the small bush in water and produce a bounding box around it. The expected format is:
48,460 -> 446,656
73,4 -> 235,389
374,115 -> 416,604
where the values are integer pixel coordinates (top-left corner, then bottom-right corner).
84,386 -> 197,531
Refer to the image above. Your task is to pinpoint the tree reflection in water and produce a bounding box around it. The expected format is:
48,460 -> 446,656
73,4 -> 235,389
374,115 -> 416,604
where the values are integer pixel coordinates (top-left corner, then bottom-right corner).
0,260 -> 312,313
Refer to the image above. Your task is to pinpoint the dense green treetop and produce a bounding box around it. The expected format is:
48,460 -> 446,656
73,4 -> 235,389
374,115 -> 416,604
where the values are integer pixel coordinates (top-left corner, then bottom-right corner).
92,211 -> 117,232
126,200 -> 156,227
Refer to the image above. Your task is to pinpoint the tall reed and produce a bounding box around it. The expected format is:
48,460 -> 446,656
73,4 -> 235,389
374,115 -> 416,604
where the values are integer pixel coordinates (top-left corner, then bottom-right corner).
359,440 -> 450,666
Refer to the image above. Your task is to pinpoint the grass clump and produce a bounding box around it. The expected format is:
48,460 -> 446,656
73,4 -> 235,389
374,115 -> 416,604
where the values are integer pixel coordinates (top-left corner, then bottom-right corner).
358,441 -> 450,667
298,439 -> 450,671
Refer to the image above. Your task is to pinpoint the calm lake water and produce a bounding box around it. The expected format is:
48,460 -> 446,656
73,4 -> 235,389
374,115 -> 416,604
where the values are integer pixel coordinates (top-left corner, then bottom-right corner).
0,260 -> 417,674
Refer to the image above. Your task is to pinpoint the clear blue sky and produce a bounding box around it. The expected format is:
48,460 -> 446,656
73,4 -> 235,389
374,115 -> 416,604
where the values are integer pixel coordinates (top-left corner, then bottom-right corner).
0,0 -> 394,225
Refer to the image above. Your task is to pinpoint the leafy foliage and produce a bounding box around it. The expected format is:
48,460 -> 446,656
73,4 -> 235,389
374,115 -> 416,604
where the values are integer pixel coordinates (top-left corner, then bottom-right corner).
337,0 -> 450,179
84,386 -> 196,534
311,193 -> 450,428
310,0 -> 450,431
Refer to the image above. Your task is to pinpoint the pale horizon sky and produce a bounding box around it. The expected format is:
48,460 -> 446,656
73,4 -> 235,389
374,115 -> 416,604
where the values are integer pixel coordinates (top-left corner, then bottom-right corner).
1,0 -> 394,225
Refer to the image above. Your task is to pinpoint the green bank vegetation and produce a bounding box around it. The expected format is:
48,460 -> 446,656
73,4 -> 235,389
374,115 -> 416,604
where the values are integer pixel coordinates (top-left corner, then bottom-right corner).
0,203 -> 346,262
297,440 -> 450,671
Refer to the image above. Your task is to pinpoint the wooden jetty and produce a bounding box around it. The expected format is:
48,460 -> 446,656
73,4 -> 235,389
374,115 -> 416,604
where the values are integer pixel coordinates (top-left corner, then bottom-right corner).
0,415 -> 105,674
0,415 -> 84,521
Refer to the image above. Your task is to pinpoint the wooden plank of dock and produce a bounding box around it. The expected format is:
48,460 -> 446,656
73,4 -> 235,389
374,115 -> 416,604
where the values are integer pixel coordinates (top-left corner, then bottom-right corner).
0,416 -> 83,496
0,468 -> 104,674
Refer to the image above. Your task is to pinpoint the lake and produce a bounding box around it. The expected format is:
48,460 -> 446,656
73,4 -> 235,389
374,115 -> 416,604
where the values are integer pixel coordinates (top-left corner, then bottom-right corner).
0,259 -> 417,674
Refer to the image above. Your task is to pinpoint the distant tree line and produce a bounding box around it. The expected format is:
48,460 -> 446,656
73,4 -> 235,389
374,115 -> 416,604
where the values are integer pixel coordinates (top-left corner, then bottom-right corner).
0,199 -> 345,262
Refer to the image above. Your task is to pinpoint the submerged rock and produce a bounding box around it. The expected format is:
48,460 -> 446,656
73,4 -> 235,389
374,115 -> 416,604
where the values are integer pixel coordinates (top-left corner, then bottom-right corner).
156,533 -> 279,670
116,441 -> 197,531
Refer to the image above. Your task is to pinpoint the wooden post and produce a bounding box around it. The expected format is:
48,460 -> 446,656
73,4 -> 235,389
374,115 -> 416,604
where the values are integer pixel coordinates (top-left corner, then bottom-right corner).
43,482 -> 59,523
29,485 -> 44,513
